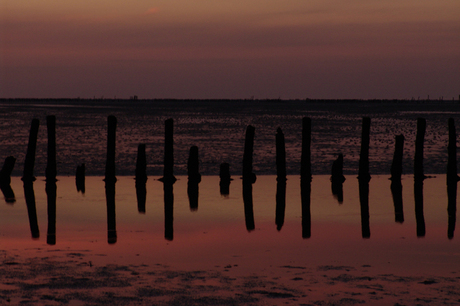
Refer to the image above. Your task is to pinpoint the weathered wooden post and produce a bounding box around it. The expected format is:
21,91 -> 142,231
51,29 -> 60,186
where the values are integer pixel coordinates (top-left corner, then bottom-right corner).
187,146 -> 201,211
242,125 -> 256,184
242,125 -> 256,231
358,117 -> 371,238
104,115 -> 117,243
46,115 -> 57,182
160,118 -> 176,184
275,127 -> 287,231
358,117 -> 371,182
447,118 -> 458,239
219,162 -> 232,196
22,118 -> 39,182
105,115 -> 117,182
301,117 -> 311,181
135,144 -> 147,213
76,163 -> 85,193
414,118 -> 426,181
0,156 -> 16,203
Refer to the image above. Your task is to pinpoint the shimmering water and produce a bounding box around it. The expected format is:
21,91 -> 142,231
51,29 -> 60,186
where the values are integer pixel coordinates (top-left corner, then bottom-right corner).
0,99 -> 459,177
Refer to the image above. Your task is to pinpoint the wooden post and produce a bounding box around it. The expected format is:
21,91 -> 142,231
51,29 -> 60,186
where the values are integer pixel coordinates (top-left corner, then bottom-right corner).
414,118 -> 426,181
46,115 -> 57,182
187,146 -> 201,211
0,156 -> 15,186
358,117 -> 371,182
219,162 -> 232,196
390,134 -> 405,181
276,127 -> 287,182
242,125 -> 256,184
135,144 -> 147,213
447,118 -> 458,239
135,144 -> 147,183
105,115 -> 117,182
301,117 -> 311,181
76,163 -> 85,193
22,118 -> 39,182
160,118 -> 176,184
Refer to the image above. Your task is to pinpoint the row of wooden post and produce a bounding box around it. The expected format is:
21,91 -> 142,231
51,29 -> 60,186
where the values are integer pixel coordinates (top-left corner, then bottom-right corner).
2,115 -> 458,243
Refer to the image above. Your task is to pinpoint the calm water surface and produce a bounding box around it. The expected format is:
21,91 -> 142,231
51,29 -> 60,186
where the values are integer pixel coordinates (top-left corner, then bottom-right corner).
0,175 -> 458,276
0,99 -> 459,176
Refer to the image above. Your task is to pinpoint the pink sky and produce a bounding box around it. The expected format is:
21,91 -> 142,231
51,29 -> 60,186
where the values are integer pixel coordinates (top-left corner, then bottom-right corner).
1,0 -> 459,99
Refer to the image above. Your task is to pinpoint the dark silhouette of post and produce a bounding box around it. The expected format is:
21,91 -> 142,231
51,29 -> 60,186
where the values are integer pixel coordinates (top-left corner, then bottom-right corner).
301,179 -> 311,238
275,127 -> 287,230
187,146 -> 201,211
135,144 -> 147,183
243,181 -> 255,231
76,163 -> 85,193
219,163 -> 232,196
105,115 -> 117,183
46,181 -> 57,245
331,154 -> 345,204
242,125 -> 256,184
358,117 -> 371,182
414,118 -> 426,180
104,116 -> 117,243
413,118 -> 426,237
390,135 -> 405,181
414,179 -> 426,237
242,125 -> 256,232
359,180 -> 370,238
447,118 -> 458,239
46,115 -> 57,182
23,181 -> 39,239
22,118 -> 39,182
164,182 -> 174,241
160,118 -> 176,184
358,117 -> 371,238
105,180 -> 117,244
391,180 -> 404,223
135,144 -> 147,213
0,156 -> 16,203
301,117 -> 312,181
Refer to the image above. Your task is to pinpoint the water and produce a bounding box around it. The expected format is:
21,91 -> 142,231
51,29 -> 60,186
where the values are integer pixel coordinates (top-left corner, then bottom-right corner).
0,99 -> 459,177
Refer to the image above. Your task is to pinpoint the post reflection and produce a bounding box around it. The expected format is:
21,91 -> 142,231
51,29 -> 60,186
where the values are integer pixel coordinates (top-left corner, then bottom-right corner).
447,181 -> 457,239
275,180 -> 286,231
414,179 -> 426,237
105,181 -> 117,244
359,180 -> 370,239
23,181 -> 39,239
219,163 -> 231,197
242,181 -> 255,232
301,179 -> 311,239
164,182 -> 174,241
391,180 -> 404,223
46,181 -> 57,245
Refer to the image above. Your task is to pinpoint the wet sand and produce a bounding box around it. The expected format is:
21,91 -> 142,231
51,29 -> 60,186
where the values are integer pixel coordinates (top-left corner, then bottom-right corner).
0,175 -> 459,305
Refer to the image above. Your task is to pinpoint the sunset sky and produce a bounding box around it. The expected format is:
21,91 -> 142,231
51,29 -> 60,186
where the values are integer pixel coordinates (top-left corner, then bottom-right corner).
1,1 -> 459,99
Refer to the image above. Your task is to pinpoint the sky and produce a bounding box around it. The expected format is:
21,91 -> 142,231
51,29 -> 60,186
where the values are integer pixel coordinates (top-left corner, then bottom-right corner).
1,0 -> 459,100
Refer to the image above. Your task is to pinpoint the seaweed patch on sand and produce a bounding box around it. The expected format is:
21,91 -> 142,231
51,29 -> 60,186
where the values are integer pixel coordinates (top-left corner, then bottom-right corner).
1,251 -> 459,305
